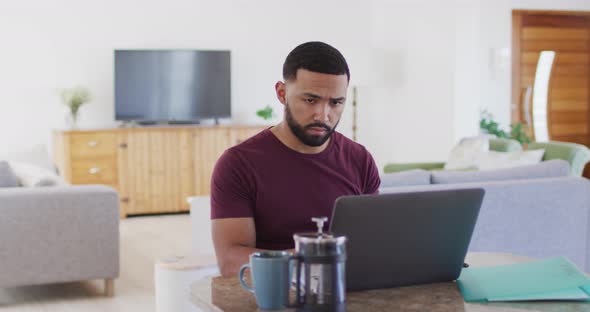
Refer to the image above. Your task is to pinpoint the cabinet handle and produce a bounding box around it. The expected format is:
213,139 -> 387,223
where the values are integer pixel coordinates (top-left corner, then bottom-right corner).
119,143 -> 128,149
89,167 -> 101,174
87,141 -> 98,147
121,197 -> 130,203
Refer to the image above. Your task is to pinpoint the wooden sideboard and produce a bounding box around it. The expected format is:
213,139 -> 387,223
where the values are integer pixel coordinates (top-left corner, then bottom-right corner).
53,125 -> 266,218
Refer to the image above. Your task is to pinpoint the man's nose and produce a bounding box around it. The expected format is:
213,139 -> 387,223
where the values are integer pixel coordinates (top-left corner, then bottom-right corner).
314,103 -> 330,123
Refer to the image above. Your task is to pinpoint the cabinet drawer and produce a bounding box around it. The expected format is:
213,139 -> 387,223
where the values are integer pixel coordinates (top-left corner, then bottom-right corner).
70,160 -> 117,184
70,133 -> 117,159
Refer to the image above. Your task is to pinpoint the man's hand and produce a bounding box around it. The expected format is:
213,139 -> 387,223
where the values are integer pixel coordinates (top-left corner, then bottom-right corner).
212,217 -> 260,277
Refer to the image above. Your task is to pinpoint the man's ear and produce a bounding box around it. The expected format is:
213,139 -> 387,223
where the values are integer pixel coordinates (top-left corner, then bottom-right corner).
275,81 -> 287,105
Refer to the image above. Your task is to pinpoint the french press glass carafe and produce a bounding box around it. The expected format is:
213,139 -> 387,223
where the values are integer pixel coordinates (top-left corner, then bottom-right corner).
292,217 -> 347,312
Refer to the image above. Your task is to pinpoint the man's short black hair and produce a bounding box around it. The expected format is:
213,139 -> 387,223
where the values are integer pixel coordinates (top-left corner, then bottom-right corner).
282,41 -> 350,82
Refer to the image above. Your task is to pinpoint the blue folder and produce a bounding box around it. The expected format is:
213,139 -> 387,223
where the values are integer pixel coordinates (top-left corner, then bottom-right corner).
457,257 -> 590,302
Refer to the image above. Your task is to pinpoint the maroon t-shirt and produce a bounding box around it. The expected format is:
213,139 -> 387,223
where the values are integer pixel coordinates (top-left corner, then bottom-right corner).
210,128 -> 380,250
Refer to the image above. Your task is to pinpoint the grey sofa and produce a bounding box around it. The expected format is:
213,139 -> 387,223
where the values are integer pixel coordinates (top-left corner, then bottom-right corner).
379,160 -> 590,272
0,185 -> 120,295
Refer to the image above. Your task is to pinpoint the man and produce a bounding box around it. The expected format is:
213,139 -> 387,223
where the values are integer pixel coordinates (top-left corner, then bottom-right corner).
211,41 -> 380,277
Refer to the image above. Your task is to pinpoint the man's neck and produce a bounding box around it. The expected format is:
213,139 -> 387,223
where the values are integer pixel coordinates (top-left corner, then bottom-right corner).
270,122 -> 331,154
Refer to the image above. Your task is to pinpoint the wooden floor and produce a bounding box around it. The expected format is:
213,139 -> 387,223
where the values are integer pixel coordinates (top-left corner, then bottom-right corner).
0,214 -> 211,311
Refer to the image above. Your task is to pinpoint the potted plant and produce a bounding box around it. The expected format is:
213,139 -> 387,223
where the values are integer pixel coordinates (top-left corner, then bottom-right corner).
60,86 -> 91,129
480,110 -> 532,147
256,105 -> 275,121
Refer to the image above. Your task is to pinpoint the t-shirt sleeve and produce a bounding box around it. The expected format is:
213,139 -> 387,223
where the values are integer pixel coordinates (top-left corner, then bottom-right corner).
210,149 -> 255,219
363,149 -> 381,195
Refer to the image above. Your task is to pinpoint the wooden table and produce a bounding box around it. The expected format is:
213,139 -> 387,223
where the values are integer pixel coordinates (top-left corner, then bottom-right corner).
189,253 -> 590,311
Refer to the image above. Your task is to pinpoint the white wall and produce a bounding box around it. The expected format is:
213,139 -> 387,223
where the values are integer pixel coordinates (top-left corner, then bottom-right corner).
364,0 -> 468,165
1,0 -> 589,171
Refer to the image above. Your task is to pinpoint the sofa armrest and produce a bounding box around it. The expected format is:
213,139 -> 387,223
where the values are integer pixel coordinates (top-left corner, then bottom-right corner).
0,185 -> 120,287
529,142 -> 590,176
380,177 -> 590,271
383,162 -> 445,173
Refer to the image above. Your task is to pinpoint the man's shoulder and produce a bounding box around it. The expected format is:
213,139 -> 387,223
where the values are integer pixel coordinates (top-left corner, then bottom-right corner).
214,128 -> 273,179
224,127 -> 274,159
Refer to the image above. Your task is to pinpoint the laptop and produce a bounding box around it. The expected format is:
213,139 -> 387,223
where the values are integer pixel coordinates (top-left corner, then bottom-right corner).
329,188 -> 484,291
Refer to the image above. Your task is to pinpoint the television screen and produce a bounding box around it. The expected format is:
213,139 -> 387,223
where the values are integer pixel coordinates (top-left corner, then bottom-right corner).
115,50 -> 231,122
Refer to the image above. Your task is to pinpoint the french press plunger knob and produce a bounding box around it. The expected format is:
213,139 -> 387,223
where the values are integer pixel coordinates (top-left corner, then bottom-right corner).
311,217 -> 328,235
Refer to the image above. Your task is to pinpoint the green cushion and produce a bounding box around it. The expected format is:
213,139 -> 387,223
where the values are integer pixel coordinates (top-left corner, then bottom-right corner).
528,141 -> 590,176
489,138 -> 522,153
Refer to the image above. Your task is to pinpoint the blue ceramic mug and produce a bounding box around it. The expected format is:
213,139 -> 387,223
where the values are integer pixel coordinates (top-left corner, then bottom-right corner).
239,251 -> 296,310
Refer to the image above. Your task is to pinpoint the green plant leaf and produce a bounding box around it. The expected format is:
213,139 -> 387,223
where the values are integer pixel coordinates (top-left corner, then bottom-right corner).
256,106 -> 274,120
479,110 -> 510,140
480,109 -> 533,145
509,122 -> 533,144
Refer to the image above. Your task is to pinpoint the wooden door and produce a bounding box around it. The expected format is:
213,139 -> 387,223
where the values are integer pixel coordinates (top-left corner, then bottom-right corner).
117,129 -> 194,216
512,10 -> 590,145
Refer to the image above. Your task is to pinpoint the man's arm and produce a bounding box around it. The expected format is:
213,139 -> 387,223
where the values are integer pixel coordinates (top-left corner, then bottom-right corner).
212,217 -> 262,277
363,148 -> 381,194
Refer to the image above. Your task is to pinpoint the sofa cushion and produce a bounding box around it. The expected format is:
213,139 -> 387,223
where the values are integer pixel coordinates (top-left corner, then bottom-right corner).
0,161 -> 20,187
477,149 -> 545,171
444,137 -> 489,170
380,169 -> 431,188
431,159 -> 569,184
8,162 -> 66,187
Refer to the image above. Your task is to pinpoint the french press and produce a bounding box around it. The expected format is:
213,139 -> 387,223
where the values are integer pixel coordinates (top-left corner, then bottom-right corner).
292,217 -> 347,312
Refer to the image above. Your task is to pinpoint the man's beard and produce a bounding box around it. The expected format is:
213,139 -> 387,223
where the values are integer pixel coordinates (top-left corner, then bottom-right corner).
285,104 -> 338,147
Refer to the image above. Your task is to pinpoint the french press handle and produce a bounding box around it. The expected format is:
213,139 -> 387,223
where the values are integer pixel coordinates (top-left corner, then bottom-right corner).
289,254 -> 304,308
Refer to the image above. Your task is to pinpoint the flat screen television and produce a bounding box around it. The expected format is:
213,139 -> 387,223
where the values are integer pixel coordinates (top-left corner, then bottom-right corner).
115,50 -> 231,123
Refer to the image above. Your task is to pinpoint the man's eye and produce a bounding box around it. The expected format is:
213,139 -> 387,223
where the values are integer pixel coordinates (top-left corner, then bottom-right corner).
305,98 -> 315,104
331,100 -> 343,105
